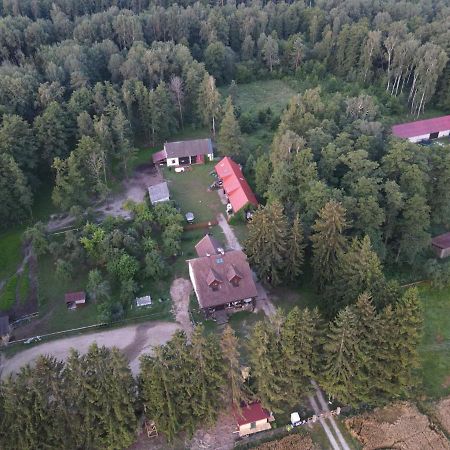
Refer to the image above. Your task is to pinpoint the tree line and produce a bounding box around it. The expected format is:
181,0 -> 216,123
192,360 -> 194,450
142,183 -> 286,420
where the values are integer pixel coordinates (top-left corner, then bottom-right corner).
0,290 -> 422,449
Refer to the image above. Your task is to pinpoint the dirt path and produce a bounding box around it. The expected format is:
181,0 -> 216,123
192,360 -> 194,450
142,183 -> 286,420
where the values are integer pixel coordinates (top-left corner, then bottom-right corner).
217,214 -> 242,251
0,321 -> 181,378
170,278 -> 193,336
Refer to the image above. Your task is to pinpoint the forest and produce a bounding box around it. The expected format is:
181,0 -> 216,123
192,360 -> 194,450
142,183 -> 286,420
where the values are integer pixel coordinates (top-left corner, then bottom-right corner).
0,0 -> 450,448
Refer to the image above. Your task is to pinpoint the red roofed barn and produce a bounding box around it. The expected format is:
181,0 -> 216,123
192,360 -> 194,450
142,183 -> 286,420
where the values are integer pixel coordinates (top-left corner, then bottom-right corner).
392,115 -> 450,143
233,402 -> 274,437
215,157 -> 258,214
432,232 -> 450,259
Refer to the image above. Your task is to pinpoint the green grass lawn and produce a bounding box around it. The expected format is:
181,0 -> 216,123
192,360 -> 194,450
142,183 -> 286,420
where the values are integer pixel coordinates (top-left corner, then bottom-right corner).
221,79 -> 296,115
418,285 -> 450,398
164,163 -> 225,223
0,229 -> 22,281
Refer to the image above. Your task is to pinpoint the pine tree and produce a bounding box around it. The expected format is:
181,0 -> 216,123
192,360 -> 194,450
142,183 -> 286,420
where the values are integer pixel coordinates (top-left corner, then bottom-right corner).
248,320 -> 285,411
330,235 -> 384,312
311,200 -> 349,290
286,214 -> 305,282
321,306 -> 363,406
390,288 -> 423,397
190,326 -> 225,428
217,96 -> 243,159
220,325 -> 249,409
280,307 -> 321,403
245,201 -> 289,286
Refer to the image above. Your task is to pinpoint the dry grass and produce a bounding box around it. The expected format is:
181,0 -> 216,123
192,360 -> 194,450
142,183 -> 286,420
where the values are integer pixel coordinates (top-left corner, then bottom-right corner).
254,434 -> 319,450
345,402 -> 450,450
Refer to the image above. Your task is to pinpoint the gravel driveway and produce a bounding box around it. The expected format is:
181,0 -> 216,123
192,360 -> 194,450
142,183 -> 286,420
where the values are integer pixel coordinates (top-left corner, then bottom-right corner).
0,321 -> 181,378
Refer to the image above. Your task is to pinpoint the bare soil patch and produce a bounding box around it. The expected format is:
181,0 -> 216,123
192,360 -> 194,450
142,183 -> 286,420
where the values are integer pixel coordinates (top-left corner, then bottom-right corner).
170,278 -> 193,336
254,434 -> 319,450
435,397 -> 450,435
345,402 -> 450,450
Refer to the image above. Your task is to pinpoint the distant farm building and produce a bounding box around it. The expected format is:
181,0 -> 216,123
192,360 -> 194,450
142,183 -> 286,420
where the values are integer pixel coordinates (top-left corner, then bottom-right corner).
0,316 -> 11,346
432,232 -> 450,259
392,115 -> 450,143
135,295 -> 152,308
65,291 -> 86,310
215,157 -> 258,214
148,181 -> 170,205
152,138 -> 214,167
187,235 -> 257,319
233,402 -> 275,437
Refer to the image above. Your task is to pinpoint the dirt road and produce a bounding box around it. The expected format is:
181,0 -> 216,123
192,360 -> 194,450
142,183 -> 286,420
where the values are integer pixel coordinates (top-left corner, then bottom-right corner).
0,321 -> 181,378
170,278 -> 193,336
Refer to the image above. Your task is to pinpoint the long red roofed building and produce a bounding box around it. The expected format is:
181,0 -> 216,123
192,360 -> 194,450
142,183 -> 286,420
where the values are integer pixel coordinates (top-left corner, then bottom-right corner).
392,115 -> 450,143
215,156 -> 258,213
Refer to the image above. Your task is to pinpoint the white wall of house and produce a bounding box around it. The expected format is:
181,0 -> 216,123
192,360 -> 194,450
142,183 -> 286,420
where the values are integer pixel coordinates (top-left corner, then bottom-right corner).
207,152 -> 214,161
408,134 -> 431,143
438,130 -> 450,138
166,157 -> 179,167
238,419 -> 271,437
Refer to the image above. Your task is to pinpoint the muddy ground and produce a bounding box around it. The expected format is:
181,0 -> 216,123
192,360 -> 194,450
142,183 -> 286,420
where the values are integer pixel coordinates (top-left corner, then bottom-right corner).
170,278 -> 193,336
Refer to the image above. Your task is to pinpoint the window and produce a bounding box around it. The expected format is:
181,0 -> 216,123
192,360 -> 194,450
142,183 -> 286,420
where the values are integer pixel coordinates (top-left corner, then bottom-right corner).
171,159 -> 177,164
250,422 -> 256,429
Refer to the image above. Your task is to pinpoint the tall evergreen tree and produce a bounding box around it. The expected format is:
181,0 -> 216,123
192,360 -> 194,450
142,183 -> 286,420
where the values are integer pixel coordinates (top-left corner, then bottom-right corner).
217,96 -> 242,159
198,74 -> 221,136
311,200 -> 349,290
286,214 -> 305,282
321,306 -> 363,406
245,201 -> 289,286
248,320 -> 285,411
220,325 -> 249,409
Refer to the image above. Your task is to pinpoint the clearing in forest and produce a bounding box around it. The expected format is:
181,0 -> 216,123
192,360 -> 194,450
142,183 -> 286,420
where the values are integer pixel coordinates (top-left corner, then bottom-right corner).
222,79 -> 296,115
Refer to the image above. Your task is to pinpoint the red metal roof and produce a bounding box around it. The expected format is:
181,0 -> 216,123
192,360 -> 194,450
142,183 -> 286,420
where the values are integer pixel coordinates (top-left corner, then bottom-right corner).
215,157 -> 258,213
432,232 -> 450,250
392,115 -> 450,139
65,291 -> 86,303
233,402 -> 271,426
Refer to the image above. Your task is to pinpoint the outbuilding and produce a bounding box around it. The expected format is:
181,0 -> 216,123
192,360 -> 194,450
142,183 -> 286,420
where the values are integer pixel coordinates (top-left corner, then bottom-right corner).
392,115 -> 450,143
233,402 -> 274,437
148,182 -> 170,205
432,232 -> 450,259
65,291 -> 86,310
152,138 -> 214,166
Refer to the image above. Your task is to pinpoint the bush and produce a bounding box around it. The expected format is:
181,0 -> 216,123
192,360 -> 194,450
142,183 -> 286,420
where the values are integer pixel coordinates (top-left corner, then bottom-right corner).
0,274 -> 18,311
239,111 -> 258,133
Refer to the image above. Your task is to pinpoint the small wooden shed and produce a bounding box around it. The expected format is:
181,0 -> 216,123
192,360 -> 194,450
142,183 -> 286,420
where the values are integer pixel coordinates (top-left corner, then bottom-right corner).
233,402 -> 274,437
432,232 -> 450,259
65,291 -> 86,310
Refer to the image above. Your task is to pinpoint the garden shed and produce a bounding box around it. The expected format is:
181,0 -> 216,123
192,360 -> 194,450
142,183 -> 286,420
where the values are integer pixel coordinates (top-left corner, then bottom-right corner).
431,232 -> 450,259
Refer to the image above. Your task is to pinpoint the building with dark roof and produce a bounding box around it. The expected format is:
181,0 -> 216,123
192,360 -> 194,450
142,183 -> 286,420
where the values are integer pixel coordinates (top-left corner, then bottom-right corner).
392,115 -> 450,143
148,181 -> 170,205
187,237 -> 257,317
432,232 -> 450,259
233,402 -> 274,437
215,157 -> 258,214
65,291 -> 86,310
152,138 -> 214,166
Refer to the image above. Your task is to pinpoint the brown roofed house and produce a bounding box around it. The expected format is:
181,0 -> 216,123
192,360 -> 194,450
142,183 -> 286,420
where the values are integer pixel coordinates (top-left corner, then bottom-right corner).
153,138 -> 214,167
187,237 -> 257,318
432,232 -> 450,259
65,291 -> 86,310
195,234 -> 223,257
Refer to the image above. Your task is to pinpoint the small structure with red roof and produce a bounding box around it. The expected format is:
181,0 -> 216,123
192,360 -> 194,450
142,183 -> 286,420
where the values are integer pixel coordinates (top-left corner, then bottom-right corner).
65,291 -> 86,310
392,115 -> 450,143
233,402 -> 274,437
215,157 -> 258,214
432,232 -> 450,259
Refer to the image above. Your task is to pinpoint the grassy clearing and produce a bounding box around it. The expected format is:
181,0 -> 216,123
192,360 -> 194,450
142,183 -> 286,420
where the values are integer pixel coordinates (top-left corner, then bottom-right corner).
164,163 -> 225,223
418,285 -> 450,398
0,229 -> 22,280
221,79 -> 296,115
18,264 -> 30,305
0,274 -> 18,312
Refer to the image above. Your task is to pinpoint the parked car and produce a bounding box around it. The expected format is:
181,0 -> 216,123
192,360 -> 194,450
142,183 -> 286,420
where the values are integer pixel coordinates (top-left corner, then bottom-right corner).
419,139 -> 432,146
185,212 -> 194,223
